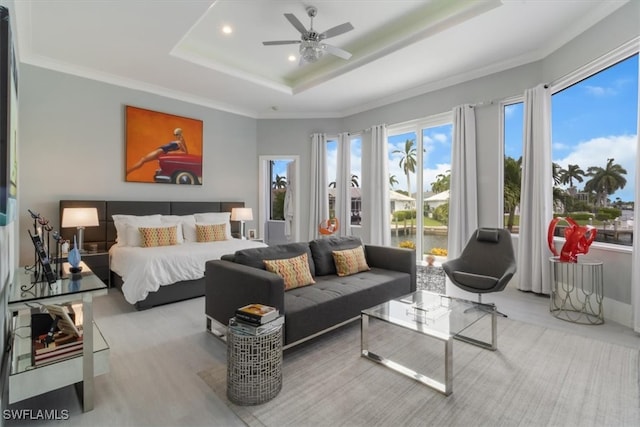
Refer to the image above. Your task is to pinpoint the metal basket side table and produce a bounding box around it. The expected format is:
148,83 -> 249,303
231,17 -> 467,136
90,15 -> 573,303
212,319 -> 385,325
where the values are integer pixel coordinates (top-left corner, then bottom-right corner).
549,257 -> 604,325
226,321 -> 283,405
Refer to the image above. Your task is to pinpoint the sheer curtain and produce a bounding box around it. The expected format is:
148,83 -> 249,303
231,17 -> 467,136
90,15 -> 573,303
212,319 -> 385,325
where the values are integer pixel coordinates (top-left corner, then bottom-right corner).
361,125 -> 390,245
335,132 -> 351,237
284,160 -> 295,241
517,84 -> 552,294
308,133 -> 328,241
447,105 -> 478,260
632,65 -> 640,333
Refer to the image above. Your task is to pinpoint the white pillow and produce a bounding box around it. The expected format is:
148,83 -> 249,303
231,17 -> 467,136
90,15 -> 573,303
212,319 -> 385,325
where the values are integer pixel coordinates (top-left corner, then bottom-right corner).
162,215 -> 197,242
193,212 -> 232,239
112,214 -> 162,246
160,215 -> 192,243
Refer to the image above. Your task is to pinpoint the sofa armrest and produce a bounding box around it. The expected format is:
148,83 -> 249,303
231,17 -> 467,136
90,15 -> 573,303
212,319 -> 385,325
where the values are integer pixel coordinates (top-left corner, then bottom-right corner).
205,260 -> 285,327
364,245 -> 416,292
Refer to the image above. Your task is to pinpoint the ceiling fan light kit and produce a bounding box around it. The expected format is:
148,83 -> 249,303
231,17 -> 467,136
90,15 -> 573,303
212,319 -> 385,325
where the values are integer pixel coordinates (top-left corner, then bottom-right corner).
262,5 -> 353,65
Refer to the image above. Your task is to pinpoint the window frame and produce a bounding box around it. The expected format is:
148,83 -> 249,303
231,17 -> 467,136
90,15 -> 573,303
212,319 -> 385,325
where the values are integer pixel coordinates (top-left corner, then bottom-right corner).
499,37 -> 639,252
388,111 -> 453,257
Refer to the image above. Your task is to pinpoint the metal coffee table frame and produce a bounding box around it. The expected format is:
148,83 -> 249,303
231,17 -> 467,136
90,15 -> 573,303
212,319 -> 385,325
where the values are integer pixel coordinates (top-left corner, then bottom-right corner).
361,290 -> 496,396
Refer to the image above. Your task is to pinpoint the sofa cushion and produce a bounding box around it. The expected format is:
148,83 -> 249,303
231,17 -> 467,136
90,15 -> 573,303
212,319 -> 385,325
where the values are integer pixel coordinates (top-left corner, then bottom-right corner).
309,236 -> 363,276
264,253 -> 316,291
233,242 -> 315,276
332,245 -> 370,277
283,268 -> 412,344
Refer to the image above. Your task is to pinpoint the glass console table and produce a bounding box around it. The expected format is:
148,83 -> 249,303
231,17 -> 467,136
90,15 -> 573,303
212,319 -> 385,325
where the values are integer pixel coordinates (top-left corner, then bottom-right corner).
7,264 -> 109,412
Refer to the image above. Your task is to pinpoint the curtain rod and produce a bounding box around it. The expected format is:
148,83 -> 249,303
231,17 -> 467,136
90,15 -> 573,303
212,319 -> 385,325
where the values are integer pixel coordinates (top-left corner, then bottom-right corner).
347,127 -> 371,136
470,100 -> 495,108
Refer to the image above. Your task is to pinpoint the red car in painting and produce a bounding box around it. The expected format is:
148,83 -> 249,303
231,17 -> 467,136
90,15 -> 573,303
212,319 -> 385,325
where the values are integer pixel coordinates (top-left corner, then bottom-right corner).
154,154 -> 202,185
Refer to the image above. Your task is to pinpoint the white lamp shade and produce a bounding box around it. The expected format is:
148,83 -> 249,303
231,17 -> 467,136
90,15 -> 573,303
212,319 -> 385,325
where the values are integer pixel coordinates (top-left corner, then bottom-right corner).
231,207 -> 253,221
62,207 -> 100,228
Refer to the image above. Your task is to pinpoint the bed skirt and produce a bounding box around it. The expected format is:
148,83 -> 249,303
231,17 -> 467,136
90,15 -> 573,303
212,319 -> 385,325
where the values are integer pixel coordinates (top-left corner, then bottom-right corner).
110,271 -> 205,311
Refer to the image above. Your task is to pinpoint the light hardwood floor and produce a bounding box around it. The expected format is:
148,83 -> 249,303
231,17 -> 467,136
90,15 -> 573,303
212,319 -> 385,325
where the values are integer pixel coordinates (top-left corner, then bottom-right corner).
5,283 -> 639,426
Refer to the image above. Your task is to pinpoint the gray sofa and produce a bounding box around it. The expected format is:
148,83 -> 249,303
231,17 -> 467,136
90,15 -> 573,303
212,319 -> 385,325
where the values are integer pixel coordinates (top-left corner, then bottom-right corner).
205,236 -> 416,347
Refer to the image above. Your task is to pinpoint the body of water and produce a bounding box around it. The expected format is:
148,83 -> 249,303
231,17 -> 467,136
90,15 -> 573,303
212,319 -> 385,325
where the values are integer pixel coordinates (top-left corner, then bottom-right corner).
389,233 -> 448,254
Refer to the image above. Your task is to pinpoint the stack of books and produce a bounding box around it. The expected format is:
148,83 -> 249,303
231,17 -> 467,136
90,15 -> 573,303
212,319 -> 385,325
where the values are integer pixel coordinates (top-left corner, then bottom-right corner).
32,304 -> 84,366
230,303 -> 283,336
33,332 -> 83,366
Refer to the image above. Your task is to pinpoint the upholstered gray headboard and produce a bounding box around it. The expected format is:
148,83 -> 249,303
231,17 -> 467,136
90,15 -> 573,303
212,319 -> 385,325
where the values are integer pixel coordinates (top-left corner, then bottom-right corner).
59,200 -> 245,251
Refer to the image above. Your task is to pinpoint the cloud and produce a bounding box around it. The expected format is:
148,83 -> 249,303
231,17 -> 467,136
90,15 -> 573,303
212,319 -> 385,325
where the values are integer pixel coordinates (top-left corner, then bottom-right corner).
584,85 -> 616,97
553,133 -> 637,201
423,163 -> 452,193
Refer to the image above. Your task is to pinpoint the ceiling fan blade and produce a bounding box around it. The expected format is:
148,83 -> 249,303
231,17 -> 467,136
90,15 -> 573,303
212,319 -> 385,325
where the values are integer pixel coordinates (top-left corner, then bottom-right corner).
284,13 -> 308,35
323,44 -> 352,60
263,40 -> 301,46
320,22 -> 354,39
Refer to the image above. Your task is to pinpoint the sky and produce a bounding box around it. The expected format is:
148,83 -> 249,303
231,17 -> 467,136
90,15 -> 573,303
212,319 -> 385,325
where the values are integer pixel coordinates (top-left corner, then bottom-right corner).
506,53 -> 638,203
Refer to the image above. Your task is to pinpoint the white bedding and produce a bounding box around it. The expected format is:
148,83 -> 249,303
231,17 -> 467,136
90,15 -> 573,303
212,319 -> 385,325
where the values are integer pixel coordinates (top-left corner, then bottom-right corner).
109,239 -> 267,304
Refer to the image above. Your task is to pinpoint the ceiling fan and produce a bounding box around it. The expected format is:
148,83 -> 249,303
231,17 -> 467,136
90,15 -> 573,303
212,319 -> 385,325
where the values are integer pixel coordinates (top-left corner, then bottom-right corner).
262,6 -> 354,65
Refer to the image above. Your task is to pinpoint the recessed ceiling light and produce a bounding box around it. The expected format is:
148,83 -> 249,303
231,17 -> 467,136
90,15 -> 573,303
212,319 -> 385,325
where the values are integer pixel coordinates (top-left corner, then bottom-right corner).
288,55 -> 296,62
222,25 -> 232,35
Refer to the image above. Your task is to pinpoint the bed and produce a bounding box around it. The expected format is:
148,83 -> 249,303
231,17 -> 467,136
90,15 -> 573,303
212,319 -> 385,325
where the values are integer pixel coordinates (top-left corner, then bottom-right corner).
59,200 -> 267,310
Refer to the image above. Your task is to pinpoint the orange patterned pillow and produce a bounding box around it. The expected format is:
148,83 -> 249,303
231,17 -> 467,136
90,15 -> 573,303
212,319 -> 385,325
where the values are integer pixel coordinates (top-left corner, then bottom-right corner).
263,253 -> 316,291
139,226 -> 178,248
196,223 -> 227,242
332,246 -> 370,277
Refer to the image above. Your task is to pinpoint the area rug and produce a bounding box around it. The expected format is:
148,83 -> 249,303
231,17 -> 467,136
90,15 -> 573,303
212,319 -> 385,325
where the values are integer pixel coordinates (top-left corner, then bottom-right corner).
198,317 -> 640,427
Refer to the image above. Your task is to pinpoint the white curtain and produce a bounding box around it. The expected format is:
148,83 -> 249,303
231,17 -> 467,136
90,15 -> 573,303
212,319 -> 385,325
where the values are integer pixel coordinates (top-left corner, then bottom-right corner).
447,105 -> 478,260
632,63 -> 640,333
308,133 -> 328,241
335,132 -> 351,237
361,124 -> 390,246
517,84 -> 553,294
284,160 -> 295,241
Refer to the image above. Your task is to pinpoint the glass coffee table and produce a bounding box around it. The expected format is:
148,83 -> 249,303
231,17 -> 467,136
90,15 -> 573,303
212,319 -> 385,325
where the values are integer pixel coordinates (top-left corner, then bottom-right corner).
361,290 -> 496,396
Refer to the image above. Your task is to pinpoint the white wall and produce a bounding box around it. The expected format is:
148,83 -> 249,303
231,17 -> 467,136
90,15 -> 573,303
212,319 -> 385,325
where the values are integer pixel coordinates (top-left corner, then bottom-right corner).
18,64 -> 258,264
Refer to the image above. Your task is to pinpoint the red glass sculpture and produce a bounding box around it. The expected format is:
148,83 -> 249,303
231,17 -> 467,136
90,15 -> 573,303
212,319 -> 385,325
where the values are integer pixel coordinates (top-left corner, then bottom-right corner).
547,217 -> 597,262
318,217 -> 339,236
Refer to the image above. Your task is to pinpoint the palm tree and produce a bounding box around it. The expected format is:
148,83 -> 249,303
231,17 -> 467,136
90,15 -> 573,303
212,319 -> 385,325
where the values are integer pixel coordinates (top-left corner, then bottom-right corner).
272,174 -> 287,189
431,171 -> 450,193
329,174 -> 360,188
559,164 -> 585,196
584,158 -> 627,207
504,156 -> 522,232
389,174 -> 399,189
392,139 -> 417,195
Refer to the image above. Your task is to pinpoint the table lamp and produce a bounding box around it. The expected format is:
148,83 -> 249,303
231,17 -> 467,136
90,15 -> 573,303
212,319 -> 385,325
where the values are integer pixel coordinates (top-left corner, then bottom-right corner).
61,207 -> 99,252
231,207 -> 253,239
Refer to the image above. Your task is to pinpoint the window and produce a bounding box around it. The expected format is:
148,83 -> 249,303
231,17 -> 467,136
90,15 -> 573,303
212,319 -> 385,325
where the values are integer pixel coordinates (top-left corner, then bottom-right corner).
326,135 -> 362,227
269,160 -> 291,220
350,136 -> 362,225
551,53 -> 638,247
503,101 -> 523,233
388,114 -> 452,259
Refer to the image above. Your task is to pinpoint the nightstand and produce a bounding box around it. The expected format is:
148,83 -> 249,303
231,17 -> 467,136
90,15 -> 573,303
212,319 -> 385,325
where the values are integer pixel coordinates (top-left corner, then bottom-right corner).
7,266 -> 110,412
56,252 -> 110,286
